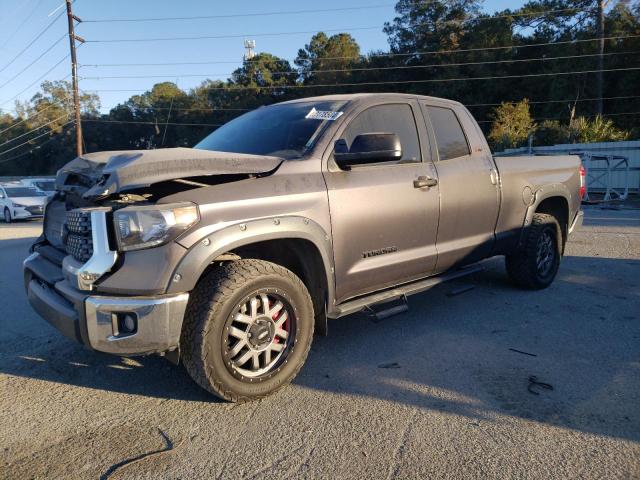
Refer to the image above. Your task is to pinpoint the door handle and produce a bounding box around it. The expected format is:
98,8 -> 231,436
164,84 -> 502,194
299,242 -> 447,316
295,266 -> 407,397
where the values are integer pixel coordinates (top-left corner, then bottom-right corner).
413,176 -> 438,188
489,169 -> 498,185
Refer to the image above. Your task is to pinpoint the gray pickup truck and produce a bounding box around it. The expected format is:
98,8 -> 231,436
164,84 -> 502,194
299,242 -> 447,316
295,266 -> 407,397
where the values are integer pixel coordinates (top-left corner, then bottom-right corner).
24,93 -> 584,401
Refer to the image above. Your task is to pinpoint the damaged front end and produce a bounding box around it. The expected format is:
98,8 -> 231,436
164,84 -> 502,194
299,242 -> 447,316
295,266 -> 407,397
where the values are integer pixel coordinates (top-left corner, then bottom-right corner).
23,147 -> 283,356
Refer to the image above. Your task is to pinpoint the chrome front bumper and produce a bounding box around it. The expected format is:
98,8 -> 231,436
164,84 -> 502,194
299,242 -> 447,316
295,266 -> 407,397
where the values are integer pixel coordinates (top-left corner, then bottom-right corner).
25,251 -> 189,355
85,293 -> 189,355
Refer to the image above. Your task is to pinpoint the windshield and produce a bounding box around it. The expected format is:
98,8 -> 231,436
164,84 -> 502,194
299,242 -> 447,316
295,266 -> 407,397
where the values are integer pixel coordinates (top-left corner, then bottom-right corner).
4,187 -> 46,197
35,181 -> 55,191
195,101 -> 347,159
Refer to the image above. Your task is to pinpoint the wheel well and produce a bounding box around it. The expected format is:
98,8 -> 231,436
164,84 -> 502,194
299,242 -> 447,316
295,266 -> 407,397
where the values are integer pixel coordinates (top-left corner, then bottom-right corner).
227,239 -> 329,324
535,196 -> 569,248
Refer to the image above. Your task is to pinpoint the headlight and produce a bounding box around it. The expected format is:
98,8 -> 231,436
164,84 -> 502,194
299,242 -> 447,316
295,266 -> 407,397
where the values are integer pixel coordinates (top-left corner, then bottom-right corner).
114,202 -> 199,251
13,203 -> 26,208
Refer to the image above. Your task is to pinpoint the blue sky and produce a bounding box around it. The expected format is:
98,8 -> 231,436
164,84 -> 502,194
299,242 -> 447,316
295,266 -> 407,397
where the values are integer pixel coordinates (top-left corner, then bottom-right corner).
0,0 -> 526,113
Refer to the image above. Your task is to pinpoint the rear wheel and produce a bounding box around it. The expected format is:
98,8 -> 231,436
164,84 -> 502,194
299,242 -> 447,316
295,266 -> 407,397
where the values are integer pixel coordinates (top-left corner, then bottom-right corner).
505,213 -> 562,289
3,208 -> 11,223
181,259 -> 314,402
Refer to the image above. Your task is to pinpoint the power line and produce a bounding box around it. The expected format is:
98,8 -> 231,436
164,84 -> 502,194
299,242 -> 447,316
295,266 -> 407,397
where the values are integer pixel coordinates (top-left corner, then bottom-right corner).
0,122 -> 72,165
78,51 -> 639,80
0,100 -> 68,135
0,113 -> 70,148
82,4 -> 396,22
82,110 -> 640,129
82,119 -> 223,127
79,34 -> 640,67
466,95 -> 640,107
81,66 -> 640,94
81,6 -> 584,24
85,11 -> 602,44
0,0 -> 45,51
475,111 -> 640,123
0,33 -> 67,89
0,119 -> 74,157
117,95 -> 640,114
0,57 -> 71,107
86,26 -> 389,43
0,9 -> 66,74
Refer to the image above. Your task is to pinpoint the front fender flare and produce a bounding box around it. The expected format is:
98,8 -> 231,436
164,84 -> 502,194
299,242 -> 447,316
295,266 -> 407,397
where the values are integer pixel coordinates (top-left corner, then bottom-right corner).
166,216 -> 336,308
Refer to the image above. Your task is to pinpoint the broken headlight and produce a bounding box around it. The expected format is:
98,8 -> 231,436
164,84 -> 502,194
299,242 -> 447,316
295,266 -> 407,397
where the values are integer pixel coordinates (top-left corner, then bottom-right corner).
114,202 -> 199,251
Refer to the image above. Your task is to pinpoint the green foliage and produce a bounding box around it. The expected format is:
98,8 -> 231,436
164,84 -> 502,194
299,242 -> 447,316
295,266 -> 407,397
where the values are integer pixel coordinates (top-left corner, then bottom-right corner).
488,99 -> 536,150
568,115 -> 630,143
295,32 -> 360,84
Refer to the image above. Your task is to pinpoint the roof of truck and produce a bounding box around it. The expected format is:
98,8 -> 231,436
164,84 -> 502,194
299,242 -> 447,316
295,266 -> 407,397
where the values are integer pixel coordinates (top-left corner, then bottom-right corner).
278,93 -> 463,107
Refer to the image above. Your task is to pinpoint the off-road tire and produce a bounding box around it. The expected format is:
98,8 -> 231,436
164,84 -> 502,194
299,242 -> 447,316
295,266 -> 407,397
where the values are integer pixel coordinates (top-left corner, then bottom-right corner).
181,259 -> 314,402
3,208 -> 11,223
505,213 -> 562,290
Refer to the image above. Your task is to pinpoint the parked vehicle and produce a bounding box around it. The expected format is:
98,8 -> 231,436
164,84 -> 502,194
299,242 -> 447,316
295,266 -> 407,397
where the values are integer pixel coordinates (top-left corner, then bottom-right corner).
21,178 -> 56,198
1,184 -> 48,222
24,93 -> 584,401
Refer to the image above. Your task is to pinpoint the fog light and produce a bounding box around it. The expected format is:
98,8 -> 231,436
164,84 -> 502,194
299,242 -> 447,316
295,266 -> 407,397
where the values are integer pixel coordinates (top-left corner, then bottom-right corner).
116,313 -> 137,335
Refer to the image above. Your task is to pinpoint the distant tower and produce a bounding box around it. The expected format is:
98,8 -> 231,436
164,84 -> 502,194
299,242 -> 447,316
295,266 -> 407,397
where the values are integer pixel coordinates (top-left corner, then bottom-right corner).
244,39 -> 256,61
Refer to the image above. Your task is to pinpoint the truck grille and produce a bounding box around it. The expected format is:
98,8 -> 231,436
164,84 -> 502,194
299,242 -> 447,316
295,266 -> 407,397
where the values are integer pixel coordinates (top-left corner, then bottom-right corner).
65,210 -> 93,262
43,201 -> 96,262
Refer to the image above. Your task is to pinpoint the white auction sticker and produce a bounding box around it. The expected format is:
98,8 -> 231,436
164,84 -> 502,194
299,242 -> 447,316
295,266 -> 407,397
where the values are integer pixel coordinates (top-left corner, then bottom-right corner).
305,107 -> 344,121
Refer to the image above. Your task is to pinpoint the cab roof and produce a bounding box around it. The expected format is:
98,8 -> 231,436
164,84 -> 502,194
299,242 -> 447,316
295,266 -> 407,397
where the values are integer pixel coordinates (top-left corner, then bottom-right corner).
277,92 -> 463,108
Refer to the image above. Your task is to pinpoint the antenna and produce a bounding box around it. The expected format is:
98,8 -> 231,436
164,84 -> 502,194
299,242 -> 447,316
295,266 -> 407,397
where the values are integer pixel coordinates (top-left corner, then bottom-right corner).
243,39 -> 256,60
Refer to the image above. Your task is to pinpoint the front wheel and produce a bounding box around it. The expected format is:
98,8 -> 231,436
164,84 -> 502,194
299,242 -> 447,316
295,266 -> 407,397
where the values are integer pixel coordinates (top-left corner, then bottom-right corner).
505,213 -> 562,290
181,259 -> 314,402
3,208 -> 11,223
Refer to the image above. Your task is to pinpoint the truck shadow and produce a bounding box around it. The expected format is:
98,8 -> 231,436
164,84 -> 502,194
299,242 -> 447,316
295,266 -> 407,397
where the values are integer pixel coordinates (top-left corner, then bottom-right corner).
1,234 -> 639,441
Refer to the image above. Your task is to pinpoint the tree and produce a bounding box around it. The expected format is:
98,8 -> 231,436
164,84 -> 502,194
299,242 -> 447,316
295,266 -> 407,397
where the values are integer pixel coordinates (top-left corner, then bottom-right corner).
231,53 -> 296,90
295,32 -> 361,84
383,0 -> 481,53
488,99 -> 536,150
15,80 -> 100,133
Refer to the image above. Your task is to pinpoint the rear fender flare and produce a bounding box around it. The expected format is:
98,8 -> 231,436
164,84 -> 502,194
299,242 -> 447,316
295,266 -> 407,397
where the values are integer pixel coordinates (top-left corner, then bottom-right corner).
166,216 -> 336,308
519,184 -> 572,246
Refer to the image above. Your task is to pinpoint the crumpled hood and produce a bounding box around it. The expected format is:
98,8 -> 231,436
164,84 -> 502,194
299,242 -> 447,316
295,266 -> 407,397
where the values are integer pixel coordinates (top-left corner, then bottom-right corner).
56,147 -> 284,199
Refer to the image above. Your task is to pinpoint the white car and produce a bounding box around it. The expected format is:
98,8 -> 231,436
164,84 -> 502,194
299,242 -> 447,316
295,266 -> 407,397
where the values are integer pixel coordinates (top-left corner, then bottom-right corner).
21,178 -> 56,198
0,184 -> 48,223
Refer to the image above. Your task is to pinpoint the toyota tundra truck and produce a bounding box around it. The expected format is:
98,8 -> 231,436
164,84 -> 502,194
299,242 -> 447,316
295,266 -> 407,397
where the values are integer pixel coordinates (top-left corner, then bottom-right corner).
24,93 -> 585,402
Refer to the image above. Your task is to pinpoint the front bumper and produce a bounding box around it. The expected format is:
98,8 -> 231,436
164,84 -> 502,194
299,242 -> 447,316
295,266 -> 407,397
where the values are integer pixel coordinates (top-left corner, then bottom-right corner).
13,206 -> 44,220
24,251 -> 189,355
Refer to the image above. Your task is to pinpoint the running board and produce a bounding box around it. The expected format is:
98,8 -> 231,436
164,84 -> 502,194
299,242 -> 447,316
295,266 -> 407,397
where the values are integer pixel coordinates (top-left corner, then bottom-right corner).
330,264 -> 484,319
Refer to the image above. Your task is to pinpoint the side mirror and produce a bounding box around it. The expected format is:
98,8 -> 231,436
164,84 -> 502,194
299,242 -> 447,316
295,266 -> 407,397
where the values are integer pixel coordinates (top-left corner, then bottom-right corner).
334,133 -> 402,170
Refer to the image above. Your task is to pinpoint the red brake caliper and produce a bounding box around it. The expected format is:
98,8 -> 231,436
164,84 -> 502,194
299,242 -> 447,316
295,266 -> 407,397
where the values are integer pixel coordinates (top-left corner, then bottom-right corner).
271,300 -> 281,344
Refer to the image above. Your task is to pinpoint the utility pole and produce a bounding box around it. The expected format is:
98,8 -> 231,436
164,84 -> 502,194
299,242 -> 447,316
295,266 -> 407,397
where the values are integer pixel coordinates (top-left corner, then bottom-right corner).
595,0 -> 605,116
65,0 -> 84,157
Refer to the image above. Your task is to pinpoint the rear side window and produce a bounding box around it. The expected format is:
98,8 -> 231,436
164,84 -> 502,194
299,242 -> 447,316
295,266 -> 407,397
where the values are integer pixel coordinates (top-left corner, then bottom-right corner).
426,106 -> 470,160
342,104 -> 421,163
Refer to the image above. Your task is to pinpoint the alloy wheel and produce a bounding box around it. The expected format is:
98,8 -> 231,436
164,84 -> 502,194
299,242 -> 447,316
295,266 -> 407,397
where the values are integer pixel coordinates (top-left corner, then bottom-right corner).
222,290 -> 295,379
536,230 -> 555,277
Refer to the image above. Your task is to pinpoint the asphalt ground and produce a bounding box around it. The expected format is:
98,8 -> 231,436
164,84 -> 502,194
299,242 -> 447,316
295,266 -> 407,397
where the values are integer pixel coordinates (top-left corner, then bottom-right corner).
0,207 -> 638,479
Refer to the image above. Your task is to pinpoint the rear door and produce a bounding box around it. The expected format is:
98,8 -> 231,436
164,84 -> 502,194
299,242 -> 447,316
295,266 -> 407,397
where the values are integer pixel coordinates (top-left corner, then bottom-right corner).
324,101 -> 440,303
421,102 -> 500,272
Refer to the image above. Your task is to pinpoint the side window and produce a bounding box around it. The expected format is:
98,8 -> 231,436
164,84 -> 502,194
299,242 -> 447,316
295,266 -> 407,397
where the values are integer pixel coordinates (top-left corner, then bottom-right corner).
342,104 -> 421,163
426,106 -> 470,161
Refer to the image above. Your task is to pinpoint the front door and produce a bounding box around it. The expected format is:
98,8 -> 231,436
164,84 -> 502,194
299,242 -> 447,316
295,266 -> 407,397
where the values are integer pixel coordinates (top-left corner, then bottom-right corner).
422,102 -> 500,272
324,102 -> 440,303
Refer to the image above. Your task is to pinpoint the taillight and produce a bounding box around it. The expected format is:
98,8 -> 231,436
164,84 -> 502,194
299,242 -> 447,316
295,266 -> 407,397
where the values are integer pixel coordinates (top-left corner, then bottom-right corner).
579,165 -> 586,199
